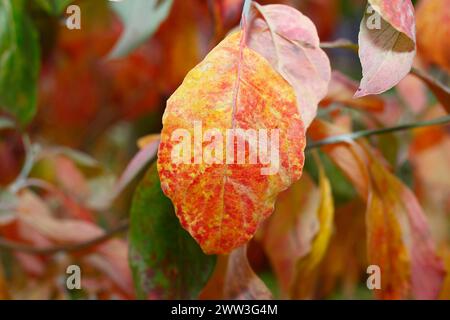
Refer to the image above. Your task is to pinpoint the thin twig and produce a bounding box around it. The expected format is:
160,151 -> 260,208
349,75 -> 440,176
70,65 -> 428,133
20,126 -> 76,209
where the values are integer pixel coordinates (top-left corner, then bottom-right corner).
320,39 -> 359,53
242,0 -> 252,22
306,114 -> 450,151
0,220 -> 129,255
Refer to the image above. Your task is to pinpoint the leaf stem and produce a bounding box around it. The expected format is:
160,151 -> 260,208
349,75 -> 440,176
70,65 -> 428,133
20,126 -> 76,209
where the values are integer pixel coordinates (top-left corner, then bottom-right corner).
320,39 -> 359,53
242,0 -> 252,23
307,114 -> 450,151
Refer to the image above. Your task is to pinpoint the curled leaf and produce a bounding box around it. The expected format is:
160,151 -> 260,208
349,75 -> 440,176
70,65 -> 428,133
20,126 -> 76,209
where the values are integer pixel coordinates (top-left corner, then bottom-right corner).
223,246 -> 272,299
367,155 -> 446,299
355,0 -> 416,97
263,173 -> 320,296
366,171 -> 411,299
248,3 -> 331,128
309,119 -> 445,299
290,157 -> 334,299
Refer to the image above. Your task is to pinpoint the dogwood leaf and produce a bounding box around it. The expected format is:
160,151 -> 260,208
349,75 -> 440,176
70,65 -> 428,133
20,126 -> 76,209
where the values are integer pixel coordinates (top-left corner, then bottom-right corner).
157,31 -> 306,254
355,0 -> 416,97
129,163 -> 216,299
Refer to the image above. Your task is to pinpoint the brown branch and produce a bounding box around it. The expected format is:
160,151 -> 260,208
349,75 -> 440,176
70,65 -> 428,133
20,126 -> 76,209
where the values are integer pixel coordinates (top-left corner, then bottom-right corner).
320,39 -> 450,112
306,114 -> 450,150
320,39 -> 359,53
0,220 -> 129,255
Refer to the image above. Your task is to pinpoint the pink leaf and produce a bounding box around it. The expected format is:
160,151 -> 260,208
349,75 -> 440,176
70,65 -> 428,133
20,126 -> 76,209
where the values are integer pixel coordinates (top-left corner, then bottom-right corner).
247,3 -> 331,128
355,0 -> 416,97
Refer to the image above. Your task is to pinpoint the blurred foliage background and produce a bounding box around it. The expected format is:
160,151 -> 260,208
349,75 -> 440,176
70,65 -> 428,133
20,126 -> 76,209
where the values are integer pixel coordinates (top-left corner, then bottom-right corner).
0,0 -> 449,300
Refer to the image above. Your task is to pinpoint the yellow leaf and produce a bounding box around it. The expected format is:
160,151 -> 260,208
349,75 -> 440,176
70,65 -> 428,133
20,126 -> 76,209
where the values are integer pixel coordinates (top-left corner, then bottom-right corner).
263,173 -> 320,296
290,156 -> 334,299
366,154 -> 445,299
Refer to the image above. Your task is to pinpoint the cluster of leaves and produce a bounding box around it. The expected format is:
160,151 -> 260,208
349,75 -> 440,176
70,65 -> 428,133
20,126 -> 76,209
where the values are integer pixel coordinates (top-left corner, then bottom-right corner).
0,0 -> 449,300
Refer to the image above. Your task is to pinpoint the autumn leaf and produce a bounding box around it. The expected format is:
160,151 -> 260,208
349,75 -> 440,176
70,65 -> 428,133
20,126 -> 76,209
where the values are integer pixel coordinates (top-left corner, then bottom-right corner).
366,166 -> 411,299
222,246 -> 272,299
416,0 -> 450,73
200,245 -> 272,299
309,119 -> 445,299
396,74 -> 427,114
247,3 -> 331,128
410,68 -> 450,113
290,156 -> 334,299
263,173 -> 321,296
409,107 -> 450,215
355,0 -> 416,97
157,31 -> 306,254
366,155 -> 445,299
318,201 -> 367,298
15,190 -> 134,296
129,163 -> 216,299
308,120 -> 370,199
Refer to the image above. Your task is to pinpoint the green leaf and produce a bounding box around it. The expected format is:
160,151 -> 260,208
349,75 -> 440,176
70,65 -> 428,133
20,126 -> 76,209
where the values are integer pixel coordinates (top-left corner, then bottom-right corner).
35,0 -> 73,15
0,0 -> 40,125
109,0 -> 173,58
129,163 -> 216,299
